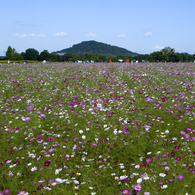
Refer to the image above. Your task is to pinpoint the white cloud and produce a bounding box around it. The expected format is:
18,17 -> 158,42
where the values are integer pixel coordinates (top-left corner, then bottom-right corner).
153,45 -> 164,50
143,32 -> 152,37
85,33 -> 97,37
53,32 -> 68,37
14,33 -> 45,38
36,34 -> 45,37
117,34 -> 125,37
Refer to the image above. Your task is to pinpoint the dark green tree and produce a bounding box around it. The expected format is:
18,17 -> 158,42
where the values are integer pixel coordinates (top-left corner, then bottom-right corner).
161,47 -> 175,55
21,52 -> 26,59
149,51 -> 163,62
38,50 -> 50,61
6,46 -> 16,60
175,53 -> 183,62
25,48 -> 39,60
49,52 -> 58,62
62,53 -> 76,62
181,53 -> 189,62
99,54 -> 107,62
10,53 -> 24,60
57,55 -> 62,62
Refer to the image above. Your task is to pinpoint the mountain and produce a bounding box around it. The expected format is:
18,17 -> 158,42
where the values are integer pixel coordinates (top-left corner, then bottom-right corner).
55,40 -> 138,56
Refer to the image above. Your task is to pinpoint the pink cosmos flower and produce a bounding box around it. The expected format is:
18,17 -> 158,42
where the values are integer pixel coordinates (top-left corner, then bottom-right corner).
186,127 -> 192,132
25,117 -> 30,121
146,158 -> 152,163
122,189 -> 130,194
185,134 -> 191,139
176,175 -> 184,180
134,184 -> 142,191
4,189 -> 10,194
180,131 -> 186,136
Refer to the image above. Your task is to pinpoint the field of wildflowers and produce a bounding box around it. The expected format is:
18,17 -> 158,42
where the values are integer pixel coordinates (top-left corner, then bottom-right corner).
0,62 -> 195,195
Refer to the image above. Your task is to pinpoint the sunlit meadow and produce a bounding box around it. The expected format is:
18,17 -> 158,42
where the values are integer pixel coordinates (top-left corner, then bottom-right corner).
0,62 -> 195,195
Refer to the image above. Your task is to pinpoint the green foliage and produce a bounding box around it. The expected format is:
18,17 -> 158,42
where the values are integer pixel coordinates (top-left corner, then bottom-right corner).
161,47 -> 175,55
10,53 -> 24,60
25,48 -> 39,60
39,50 -> 50,61
49,52 -> 58,62
6,46 -> 16,60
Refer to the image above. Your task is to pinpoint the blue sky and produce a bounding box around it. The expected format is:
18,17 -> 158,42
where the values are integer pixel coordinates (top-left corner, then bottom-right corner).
1,0 -> 195,56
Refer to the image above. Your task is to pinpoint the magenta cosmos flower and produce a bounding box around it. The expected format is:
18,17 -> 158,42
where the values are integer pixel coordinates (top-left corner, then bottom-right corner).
40,114 -> 46,117
180,131 -> 186,135
186,127 -> 192,132
25,117 -> 30,121
176,156 -> 181,161
122,189 -> 130,194
176,175 -> 184,180
185,134 -> 191,139
134,184 -> 142,191
4,189 -> 10,194
174,145 -> 179,149
146,158 -> 152,163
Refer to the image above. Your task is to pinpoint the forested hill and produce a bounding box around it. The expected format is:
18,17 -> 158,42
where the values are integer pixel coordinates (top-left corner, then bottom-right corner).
55,40 -> 138,56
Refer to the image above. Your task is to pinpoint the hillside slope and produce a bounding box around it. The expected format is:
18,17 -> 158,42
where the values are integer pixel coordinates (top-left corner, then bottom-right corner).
55,40 -> 138,56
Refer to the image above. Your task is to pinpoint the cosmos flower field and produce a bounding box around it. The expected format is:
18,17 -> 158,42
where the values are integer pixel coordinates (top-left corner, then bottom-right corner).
0,62 -> 195,195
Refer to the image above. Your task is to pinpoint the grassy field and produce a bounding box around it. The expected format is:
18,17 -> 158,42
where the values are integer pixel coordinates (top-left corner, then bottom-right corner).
0,62 -> 195,195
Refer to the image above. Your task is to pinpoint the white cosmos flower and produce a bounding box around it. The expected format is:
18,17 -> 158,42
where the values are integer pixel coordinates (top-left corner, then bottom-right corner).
31,166 -> 37,171
74,180 -> 80,184
137,178 -> 142,183
161,185 -> 168,189
159,173 -> 166,177
143,176 -> 150,180
82,135 -> 86,139
79,130 -> 83,134
55,178 -> 67,183
120,175 -> 128,180
165,130 -> 169,134
55,168 -> 62,174
9,164 -> 16,168
97,104 -> 102,108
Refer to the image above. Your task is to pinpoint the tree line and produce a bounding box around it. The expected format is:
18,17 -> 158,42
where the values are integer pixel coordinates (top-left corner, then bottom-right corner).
5,46 -> 195,62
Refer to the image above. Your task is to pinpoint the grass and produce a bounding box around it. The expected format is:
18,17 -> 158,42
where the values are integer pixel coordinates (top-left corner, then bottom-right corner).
0,62 -> 195,195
